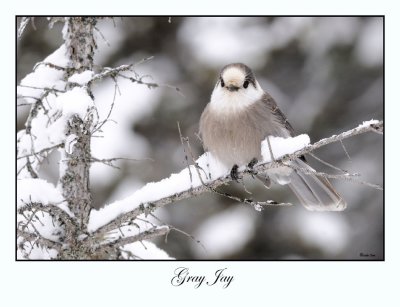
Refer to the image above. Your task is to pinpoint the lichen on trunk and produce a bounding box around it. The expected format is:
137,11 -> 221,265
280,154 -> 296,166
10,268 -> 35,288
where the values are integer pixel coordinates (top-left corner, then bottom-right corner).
59,114 -> 92,228
59,17 -> 98,231
64,17 -> 97,73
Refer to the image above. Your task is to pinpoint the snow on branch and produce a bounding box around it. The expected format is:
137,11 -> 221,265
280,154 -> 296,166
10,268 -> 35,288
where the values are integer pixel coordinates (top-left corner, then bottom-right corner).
88,120 -> 383,237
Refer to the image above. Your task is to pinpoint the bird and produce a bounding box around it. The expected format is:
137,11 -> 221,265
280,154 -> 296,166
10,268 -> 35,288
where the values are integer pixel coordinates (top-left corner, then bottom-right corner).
199,63 -> 346,211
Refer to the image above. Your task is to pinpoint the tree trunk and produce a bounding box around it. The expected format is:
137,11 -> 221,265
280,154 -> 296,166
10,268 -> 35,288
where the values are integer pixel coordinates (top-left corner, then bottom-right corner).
59,17 -> 97,233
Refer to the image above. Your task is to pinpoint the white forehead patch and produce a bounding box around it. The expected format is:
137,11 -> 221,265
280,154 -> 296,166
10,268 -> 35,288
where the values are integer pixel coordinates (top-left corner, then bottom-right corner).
222,67 -> 246,83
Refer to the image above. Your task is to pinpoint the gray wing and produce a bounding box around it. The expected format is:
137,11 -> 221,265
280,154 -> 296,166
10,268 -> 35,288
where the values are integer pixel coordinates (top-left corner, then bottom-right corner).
262,92 -> 295,137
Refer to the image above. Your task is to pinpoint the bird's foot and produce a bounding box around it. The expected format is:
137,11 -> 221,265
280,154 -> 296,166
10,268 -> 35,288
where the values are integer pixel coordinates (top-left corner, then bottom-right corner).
247,158 -> 258,177
248,158 -> 258,170
230,164 -> 240,182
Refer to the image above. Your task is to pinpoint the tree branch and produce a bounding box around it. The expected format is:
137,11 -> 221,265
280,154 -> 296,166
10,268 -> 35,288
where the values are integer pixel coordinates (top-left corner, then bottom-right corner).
18,202 -> 77,243
91,120 -> 383,237
17,229 -> 63,253
17,143 -> 64,160
100,226 -> 170,250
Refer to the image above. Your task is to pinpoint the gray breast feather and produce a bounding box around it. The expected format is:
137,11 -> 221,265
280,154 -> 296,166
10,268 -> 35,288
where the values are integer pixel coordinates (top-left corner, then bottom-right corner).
199,92 -> 291,167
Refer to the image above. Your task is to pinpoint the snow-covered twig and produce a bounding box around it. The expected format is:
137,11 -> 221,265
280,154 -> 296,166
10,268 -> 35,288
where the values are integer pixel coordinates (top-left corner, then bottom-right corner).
88,64 -> 134,85
18,202 -> 77,239
90,120 -> 383,237
48,17 -> 65,29
17,17 -> 32,38
269,120 -> 383,165
17,229 -> 62,252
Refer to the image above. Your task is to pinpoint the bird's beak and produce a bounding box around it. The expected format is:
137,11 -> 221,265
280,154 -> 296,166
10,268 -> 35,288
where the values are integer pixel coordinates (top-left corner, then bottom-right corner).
226,84 -> 240,92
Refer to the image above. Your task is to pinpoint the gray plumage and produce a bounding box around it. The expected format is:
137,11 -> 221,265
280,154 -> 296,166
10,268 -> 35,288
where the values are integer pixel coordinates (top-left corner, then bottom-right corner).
199,63 -> 346,211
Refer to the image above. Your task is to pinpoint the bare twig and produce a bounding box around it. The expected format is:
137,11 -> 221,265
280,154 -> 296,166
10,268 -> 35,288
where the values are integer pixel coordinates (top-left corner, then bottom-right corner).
177,122 -> 193,185
17,143 -> 63,160
33,62 -> 71,72
340,139 -> 352,161
18,84 -> 66,93
114,226 -> 170,248
91,81 -> 118,134
285,162 -> 383,190
25,159 -> 39,178
91,156 -> 153,169
266,135 -> 276,161
148,212 -> 206,250
308,152 -> 349,173
118,73 -> 184,96
94,26 -> 110,46
96,226 -> 170,252
86,59 -> 182,98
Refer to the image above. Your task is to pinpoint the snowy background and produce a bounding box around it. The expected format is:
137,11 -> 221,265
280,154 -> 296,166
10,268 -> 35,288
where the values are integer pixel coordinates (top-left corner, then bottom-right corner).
17,17 -> 383,260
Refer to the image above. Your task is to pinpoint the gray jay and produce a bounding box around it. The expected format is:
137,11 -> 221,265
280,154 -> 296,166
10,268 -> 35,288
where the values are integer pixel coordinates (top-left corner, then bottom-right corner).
199,63 -> 346,211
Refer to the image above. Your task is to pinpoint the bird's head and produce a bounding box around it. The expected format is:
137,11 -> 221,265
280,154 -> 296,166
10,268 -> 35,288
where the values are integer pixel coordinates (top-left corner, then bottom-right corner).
210,63 -> 264,114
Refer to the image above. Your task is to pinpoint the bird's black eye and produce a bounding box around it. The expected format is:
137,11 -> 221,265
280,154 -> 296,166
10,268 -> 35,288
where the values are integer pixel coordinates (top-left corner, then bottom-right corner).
220,78 -> 225,87
243,80 -> 249,88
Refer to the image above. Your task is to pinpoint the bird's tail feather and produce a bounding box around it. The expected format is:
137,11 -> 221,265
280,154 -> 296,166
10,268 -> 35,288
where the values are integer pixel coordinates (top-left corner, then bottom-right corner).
288,159 -> 346,211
